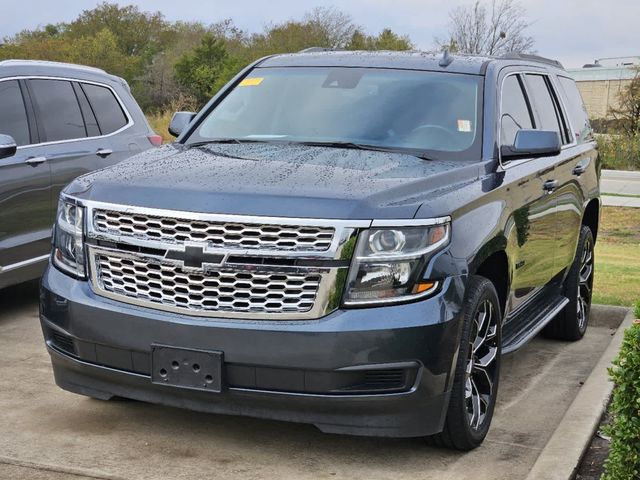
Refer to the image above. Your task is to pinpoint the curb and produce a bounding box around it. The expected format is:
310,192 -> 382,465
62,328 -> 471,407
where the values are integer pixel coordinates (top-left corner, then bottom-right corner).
524,306 -> 635,480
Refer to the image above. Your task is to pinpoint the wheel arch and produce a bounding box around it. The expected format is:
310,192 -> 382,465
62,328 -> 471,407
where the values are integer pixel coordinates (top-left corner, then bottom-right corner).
470,242 -> 510,317
582,198 -> 600,242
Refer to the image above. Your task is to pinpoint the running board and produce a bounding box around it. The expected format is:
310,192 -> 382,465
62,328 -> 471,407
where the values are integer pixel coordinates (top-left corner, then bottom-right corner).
502,296 -> 569,354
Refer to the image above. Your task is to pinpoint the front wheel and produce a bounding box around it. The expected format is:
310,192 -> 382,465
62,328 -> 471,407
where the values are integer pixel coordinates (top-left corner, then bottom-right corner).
543,225 -> 594,341
428,275 -> 502,450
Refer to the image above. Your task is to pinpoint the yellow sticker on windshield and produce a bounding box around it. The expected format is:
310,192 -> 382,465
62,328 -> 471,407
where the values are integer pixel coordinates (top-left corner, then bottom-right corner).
239,77 -> 264,87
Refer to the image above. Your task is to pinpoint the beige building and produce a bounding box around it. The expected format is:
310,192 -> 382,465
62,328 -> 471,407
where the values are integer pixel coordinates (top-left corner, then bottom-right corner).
567,56 -> 639,119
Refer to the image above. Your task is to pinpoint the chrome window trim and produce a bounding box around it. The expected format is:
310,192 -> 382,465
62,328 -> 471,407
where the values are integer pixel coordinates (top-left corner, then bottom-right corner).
0,75 -> 134,149
497,69 -> 577,171
0,254 -> 49,273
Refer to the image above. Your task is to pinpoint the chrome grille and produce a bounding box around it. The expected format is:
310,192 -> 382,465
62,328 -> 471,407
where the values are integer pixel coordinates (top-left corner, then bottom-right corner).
93,251 -> 322,315
93,209 -> 335,252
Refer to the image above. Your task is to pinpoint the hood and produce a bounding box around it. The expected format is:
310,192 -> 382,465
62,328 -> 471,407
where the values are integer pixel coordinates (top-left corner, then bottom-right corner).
66,143 -> 482,220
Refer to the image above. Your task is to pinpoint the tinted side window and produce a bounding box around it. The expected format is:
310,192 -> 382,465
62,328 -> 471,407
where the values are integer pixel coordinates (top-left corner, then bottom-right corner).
501,75 -> 533,146
525,74 -> 568,144
0,80 -> 30,146
558,76 -> 592,141
29,79 -> 86,142
73,83 -> 100,137
81,83 -> 128,134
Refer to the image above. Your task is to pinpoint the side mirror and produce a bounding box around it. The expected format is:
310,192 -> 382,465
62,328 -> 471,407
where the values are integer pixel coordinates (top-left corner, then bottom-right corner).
0,134 -> 17,159
168,111 -> 197,138
501,129 -> 561,161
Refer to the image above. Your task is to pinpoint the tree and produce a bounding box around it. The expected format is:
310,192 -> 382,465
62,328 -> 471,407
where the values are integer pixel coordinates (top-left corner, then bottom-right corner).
302,6 -> 357,49
437,0 -> 535,56
610,67 -> 640,136
347,28 -> 413,51
174,34 -> 239,106
65,2 -> 168,59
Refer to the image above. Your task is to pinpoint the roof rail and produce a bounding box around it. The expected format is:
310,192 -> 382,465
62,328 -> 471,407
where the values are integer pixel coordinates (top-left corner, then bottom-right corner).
298,47 -> 335,53
499,53 -> 564,69
0,59 -> 107,74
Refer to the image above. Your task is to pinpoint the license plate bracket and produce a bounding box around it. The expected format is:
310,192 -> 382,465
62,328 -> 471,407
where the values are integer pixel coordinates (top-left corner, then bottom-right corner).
151,345 -> 223,393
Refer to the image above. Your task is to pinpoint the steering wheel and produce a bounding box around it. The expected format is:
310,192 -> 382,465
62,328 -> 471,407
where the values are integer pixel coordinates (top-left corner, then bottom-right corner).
410,124 -> 458,139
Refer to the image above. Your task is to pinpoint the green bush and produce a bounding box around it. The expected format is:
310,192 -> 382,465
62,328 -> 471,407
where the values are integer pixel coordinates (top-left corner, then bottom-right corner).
602,320 -> 640,480
635,301 -> 640,320
598,134 -> 640,171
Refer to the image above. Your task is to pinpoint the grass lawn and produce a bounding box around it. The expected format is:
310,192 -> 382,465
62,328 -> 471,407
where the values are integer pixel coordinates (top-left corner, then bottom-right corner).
593,206 -> 640,306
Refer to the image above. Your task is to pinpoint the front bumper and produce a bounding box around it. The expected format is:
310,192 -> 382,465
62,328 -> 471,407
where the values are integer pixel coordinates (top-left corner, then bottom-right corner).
41,265 -> 466,437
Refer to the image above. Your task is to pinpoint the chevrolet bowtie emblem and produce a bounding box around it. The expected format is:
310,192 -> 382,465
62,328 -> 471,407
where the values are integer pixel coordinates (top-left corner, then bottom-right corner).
165,244 -> 224,269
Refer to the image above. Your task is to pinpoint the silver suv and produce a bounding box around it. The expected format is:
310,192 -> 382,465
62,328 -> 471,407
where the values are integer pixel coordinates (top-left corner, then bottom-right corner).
0,60 -> 160,289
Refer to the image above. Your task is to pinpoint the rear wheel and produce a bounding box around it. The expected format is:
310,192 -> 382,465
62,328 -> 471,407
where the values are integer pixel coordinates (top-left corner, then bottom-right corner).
428,275 -> 501,450
543,225 -> 594,341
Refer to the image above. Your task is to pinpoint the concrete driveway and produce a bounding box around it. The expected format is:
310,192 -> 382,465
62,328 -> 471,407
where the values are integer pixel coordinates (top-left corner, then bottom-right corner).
602,169 -> 640,207
0,282 -> 618,480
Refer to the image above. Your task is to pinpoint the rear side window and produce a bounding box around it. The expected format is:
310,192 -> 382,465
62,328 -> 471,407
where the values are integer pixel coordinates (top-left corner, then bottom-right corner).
73,83 -> 100,137
501,75 -> 534,146
524,74 -> 569,144
558,76 -> 592,141
29,79 -> 86,142
0,80 -> 30,146
81,83 -> 128,135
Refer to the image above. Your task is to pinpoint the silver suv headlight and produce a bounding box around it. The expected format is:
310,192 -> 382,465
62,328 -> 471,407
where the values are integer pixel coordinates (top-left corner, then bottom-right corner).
343,221 -> 450,306
53,198 -> 86,278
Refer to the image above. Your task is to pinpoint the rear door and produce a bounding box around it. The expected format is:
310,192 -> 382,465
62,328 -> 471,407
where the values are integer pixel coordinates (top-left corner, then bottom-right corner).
523,73 -> 583,275
26,78 -> 128,207
0,78 -> 52,280
553,75 -> 596,270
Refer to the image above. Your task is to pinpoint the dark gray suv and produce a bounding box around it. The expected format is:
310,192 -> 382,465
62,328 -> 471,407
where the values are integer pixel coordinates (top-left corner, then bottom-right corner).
0,60 -> 160,289
40,51 -> 599,450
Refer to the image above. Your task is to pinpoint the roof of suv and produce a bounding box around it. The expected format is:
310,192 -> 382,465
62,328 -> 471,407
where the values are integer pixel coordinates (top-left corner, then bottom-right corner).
0,59 -> 126,87
260,50 -> 565,75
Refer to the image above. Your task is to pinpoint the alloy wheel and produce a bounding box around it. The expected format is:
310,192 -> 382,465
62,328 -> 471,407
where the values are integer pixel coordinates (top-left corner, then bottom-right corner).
577,236 -> 594,331
465,299 -> 499,431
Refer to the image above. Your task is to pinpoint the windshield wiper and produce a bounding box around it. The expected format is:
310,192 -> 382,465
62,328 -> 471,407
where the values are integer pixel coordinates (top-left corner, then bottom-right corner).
296,141 -> 434,161
186,138 -> 265,148
186,138 -> 435,161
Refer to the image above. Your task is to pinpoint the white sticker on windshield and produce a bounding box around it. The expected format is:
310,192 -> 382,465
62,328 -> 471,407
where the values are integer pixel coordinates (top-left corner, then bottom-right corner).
457,120 -> 472,132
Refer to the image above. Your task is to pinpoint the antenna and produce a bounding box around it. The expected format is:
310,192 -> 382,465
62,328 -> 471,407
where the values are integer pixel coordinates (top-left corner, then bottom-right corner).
439,49 -> 454,67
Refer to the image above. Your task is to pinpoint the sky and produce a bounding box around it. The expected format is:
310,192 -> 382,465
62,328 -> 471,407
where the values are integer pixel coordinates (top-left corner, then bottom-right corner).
1,0 -> 639,69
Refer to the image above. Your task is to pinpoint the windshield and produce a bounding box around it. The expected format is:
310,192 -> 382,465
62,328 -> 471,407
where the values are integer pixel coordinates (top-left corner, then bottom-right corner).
187,67 -> 483,160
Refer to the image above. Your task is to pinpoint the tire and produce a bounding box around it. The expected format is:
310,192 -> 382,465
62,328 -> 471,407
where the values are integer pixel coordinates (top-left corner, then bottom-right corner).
543,225 -> 594,341
428,275 -> 502,450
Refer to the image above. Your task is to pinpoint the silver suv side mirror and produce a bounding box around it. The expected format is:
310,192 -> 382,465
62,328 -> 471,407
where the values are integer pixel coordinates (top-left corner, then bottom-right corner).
0,134 -> 17,159
168,112 -> 197,138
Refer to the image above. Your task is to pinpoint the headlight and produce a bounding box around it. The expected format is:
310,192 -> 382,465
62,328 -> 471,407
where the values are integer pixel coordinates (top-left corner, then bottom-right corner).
343,221 -> 450,306
53,198 -> 86,278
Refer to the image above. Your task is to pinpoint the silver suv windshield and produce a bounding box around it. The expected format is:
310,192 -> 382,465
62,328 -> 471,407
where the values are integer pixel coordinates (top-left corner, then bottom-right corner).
187,67 -> 483,161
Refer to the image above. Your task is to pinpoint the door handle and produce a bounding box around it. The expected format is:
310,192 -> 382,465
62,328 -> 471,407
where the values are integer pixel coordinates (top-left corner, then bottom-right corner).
24,156 -> 47,166
543,179 -> 558,193
572,164 -> 587,176
96,148 -> 113,158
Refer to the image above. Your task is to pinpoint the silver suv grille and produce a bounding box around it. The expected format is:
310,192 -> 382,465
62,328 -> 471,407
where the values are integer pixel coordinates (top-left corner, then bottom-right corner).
93,251 -> 322,315
83,203 -> 367,320
94,210 -> 335,252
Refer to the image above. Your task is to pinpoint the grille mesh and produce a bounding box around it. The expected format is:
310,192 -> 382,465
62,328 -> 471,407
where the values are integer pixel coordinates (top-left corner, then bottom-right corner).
94,252 -> 322,315
93,210 -> 335,252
